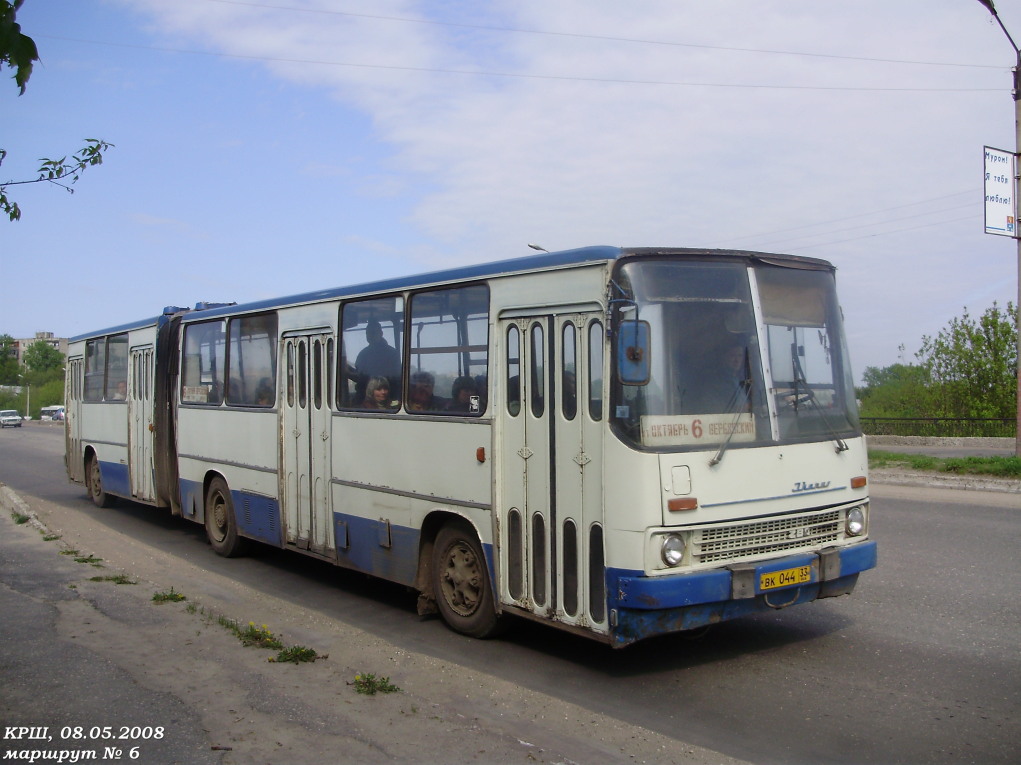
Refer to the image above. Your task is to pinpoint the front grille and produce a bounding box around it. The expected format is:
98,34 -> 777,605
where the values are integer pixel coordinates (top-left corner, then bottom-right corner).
693,509 -> 841,565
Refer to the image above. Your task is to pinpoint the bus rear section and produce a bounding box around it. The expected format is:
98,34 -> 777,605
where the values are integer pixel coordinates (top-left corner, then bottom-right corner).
65,320 -> 161,508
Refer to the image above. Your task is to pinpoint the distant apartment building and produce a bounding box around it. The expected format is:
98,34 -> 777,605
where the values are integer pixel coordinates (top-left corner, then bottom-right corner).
14,331 -> 68,365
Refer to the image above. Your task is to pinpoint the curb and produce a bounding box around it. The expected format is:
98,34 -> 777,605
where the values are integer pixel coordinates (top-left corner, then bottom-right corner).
870,468 -> 1020,494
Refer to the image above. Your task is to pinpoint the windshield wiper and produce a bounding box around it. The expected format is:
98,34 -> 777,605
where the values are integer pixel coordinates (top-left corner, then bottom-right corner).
709,361 -> 754,467
789,354 -> 848,453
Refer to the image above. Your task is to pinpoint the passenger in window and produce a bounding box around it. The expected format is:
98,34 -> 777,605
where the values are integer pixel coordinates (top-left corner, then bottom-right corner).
407,371 -> 446,411
111,380 -> 127,400
355,322 -> 401,387
256,378 -> 275,406
362,377 -> 394,410
447,376 -> 480,414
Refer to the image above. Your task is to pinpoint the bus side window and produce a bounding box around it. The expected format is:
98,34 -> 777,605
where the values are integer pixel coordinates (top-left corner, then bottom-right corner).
182,320 -> 226,405
84,338 -> 106,402
588,320 -> 603,421
339,296 -> 404,410
226,313 -> 277,407
408,284 -> 489,416
506,325 -> 520,416
104,334 -> 129,401
562,323 -> 577,420
530,323 -> 544,418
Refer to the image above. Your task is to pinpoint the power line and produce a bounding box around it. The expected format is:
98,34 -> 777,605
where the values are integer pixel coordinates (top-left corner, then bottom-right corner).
717,189 -> 979,245
781,214 -> 979,252
203,0 -> 1006,71
38,34 -> 1006,93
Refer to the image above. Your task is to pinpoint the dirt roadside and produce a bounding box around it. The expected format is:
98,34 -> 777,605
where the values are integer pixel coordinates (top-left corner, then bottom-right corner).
0,486 -> 749,765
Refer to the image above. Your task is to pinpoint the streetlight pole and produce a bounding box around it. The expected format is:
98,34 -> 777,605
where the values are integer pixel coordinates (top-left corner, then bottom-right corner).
976,0 -> 1021,457
17,374 -> 30,421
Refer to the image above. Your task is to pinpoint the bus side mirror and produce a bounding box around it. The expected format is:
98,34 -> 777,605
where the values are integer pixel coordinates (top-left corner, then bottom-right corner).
617,320 -> 650,385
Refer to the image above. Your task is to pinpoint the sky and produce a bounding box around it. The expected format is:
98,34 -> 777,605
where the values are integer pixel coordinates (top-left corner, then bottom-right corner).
2,0 -> 1020,382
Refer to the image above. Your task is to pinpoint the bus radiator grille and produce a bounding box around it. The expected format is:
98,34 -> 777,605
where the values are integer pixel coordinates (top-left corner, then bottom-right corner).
693,510 -> 841,565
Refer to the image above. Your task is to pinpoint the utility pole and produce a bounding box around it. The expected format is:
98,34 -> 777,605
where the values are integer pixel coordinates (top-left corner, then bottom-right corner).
976,0 -> 1021,457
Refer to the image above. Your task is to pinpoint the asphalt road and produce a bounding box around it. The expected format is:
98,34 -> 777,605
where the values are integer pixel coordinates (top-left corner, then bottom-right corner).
2,422 -> 1018,765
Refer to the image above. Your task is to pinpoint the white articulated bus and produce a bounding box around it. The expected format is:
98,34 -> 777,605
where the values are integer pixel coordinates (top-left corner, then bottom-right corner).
65,246 -> 876,647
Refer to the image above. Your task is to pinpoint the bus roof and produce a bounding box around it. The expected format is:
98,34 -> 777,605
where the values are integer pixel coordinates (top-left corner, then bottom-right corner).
70,245 -> 834,340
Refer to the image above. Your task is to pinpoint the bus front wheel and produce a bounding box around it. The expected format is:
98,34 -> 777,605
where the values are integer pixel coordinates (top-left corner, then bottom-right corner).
87,453 -> 112,508
204,477 -> 249,558
431,522 -> 502,639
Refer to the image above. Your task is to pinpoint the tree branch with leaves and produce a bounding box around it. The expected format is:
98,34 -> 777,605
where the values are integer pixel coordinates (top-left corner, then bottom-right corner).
0,0 -> 113,221
1,139 -> 114,221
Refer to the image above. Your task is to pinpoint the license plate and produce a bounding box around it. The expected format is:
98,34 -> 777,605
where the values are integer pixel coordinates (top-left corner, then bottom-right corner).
759,565 -> 812,591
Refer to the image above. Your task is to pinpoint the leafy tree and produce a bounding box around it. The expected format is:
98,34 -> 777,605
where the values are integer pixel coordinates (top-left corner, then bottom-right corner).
858,360 -> 933,418
0,0 -> 113,221
0,0 -> 36,94
31,377 -> 64,416
915,302 -> 1018,419
21,338 -> 62,376
0,333 -> 17,384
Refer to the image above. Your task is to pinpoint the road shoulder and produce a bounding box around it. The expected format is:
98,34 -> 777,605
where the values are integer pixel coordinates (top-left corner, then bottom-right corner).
1,485 -> 749,765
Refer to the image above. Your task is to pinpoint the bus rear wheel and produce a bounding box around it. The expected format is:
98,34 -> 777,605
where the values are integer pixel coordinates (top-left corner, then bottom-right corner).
204,477 -> 249,557
87,453 -> 112,508
431,522 -> 503,639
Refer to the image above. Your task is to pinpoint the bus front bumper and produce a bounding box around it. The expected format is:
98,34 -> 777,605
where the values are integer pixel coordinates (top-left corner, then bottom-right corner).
606,539 -> 877,648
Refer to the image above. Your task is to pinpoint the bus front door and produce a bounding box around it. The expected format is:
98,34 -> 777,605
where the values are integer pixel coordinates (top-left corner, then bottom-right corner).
128,346 -> 155,502
281,333 -> 333,556
500,313 -> 604,631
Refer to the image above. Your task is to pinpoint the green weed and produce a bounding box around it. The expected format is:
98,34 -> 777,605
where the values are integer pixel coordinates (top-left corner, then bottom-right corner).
352,673 -> 401,695
152,587 -> 186,604
271,645 -> 320,663
89,574 -> 136,585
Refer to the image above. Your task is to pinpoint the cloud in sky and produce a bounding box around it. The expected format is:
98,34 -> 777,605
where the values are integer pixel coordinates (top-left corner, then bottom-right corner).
1,0 -> 1018,379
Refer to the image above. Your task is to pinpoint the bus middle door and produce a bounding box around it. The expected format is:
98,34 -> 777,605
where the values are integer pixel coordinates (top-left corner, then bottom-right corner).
128,345 -> 155,502
281,333 -> 333,556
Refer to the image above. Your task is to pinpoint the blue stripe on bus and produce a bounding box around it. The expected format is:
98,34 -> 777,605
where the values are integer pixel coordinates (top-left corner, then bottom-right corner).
177,479 -> 282,546
334,513 -> 422,586
331,513 -> 498,591
99,461 -> 131,498
234,493 -> 283,546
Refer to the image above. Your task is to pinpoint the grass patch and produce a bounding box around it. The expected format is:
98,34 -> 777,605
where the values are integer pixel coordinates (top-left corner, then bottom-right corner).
351,673 -> 401,695
10,510 -> 30,524
41,533 -> 60,541
90,574 -> 137,585
152,587 -> 186,604
74,554 -> 103,565
271,645 -> 321,663
869,450 -> 1021,478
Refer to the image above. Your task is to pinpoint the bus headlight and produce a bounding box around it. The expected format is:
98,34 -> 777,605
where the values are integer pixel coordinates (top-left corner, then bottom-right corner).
661,534 -> 686,567
846,506 -> 866,537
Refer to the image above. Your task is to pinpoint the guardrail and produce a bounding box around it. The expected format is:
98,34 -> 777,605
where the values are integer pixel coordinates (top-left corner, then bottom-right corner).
861,417 -> 1016,438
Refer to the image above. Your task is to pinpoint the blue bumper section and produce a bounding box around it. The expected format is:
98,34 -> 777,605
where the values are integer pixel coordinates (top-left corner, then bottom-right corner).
607,540 -> 877,647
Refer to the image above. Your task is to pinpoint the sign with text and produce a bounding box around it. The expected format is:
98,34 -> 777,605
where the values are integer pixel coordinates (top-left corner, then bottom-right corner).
640,413 -> 755,447
984,146 -> 1016,237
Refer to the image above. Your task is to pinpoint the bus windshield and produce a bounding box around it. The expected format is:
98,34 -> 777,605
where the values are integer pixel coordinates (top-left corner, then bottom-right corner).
609,257 -> 860,451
